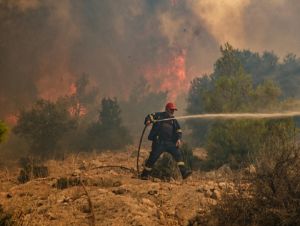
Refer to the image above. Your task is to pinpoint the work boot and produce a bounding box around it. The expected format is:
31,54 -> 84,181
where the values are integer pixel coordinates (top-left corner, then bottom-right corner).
179,166 -> 192,180
140,169 -> 151,180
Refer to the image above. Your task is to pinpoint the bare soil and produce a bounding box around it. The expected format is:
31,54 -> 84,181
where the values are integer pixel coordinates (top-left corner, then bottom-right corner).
0,148 -> 237,226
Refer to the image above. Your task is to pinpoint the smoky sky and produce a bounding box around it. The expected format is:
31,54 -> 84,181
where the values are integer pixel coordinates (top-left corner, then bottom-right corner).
1,0 -> 300,119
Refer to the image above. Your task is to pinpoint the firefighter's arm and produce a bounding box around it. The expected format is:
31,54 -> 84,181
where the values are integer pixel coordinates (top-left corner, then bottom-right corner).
144,113 -> 159,126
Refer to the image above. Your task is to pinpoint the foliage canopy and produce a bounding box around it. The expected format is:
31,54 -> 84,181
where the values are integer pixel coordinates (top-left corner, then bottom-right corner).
13,99 -> 76,158
0,121 -> 8,143
87,97 -> 132,150
187,43 -> 288,168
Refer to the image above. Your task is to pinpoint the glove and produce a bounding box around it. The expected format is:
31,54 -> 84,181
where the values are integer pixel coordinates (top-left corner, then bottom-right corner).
176,139 -> 181,148
145,114 -> 155,126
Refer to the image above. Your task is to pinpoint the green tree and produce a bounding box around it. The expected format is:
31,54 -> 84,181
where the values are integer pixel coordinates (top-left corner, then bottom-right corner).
205,120 -> 268,169
252,79 -> 281,110
204,73 -> 254,113
87,97 -> 132,150
99,97 -> 122,128
13,99 -> 76,158
277,53 -> 300,98
187,44 -> 284,168
186,75 -> 213,144
0,121 -> 8,143
214,43 -> 244,78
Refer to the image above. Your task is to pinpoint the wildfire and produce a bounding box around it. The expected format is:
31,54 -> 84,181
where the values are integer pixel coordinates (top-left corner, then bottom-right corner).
37,80 -> 87,117
5,114 -> 17,125
37,74 -> 74,101
143,49 -> 188,101
68,103 -> 87,117
67,83 -> 87,117
68,83 -> 77,96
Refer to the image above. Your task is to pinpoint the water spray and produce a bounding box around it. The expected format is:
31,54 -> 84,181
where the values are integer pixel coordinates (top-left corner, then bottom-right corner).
136,111 -> 300,176
156,111 -> 300,122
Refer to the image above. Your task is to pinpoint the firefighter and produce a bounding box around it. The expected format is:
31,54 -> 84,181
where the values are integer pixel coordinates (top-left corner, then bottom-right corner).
140,102 -> 192,180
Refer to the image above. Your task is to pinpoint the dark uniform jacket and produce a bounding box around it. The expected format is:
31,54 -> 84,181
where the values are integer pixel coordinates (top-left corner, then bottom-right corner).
144,112 -> 182,143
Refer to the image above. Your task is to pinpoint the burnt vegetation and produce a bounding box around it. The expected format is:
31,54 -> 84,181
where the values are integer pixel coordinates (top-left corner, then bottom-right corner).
0,205 -> 14,226
17,157 -> 49,183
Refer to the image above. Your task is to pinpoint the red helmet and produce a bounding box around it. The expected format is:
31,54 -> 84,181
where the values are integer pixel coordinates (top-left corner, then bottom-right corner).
165,102 -> 177,111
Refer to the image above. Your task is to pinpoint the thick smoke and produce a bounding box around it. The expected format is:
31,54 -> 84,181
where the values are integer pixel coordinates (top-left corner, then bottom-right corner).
1,0 -> 300,121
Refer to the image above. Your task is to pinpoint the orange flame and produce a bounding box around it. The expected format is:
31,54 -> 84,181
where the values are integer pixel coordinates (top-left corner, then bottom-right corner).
68,83 -> 77,96
5,114 -> 17,125
68,103 -> 87,117
143,49 -> 188,101
68,83 -> 87,117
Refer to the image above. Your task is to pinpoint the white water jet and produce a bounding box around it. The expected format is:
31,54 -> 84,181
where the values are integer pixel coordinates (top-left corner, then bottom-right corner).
156,112 -> 300,122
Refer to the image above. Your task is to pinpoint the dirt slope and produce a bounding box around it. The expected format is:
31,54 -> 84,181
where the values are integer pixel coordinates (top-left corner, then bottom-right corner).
0,148 -> 235,226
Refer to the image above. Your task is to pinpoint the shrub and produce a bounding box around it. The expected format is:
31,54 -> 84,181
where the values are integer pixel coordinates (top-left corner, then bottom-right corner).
87,98 -> 132,151
0,205 -> 13,226
17,157 -> 49,183
0,121 -> 8,143
192,121 -> 300,226
13,99 -> 76,158
151,143 -> 196,180
205,119 -> 267,169
187,44 -> 283,168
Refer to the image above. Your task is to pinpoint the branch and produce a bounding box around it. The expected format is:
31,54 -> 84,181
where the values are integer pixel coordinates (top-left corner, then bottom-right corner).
91,165 -> 135,173
80,178 -> 95,226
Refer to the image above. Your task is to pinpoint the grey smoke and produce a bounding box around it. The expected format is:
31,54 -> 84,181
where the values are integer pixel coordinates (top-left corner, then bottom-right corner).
1,0 -> 300,119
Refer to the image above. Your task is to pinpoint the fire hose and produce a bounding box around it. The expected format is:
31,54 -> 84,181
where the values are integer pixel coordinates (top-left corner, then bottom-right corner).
136,124 -> 148,177
135,112 -> 300,177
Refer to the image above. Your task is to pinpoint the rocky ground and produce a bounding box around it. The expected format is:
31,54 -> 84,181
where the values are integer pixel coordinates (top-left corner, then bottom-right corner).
0,148 -> 241,226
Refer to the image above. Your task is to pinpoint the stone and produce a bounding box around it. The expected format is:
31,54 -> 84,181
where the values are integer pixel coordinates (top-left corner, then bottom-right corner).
248,164 -> 256,174
72,169 -> 81,176
37,206 -> 48,214
37,201 -> 43,207
218,182 -> 227,190
148,190 -> 158,195
81,204 -> 90,213
6,193 -> 12,199
211,190 -> 222,200
217,164 -> 232,176
112,188 -> 128,195
97,188 -> 108,194
157,210 -> 166,224
46,212 -> 57,220
196,187 -> 205,193
152,178 -> 161,182
141,198 -> 156,208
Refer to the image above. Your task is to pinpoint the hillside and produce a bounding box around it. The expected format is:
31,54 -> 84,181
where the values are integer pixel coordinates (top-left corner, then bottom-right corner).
0,148 -> 240,226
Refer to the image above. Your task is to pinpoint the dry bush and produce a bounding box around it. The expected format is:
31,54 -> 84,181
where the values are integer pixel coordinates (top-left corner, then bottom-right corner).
0,205 -> 14,226
151,153 -> 180,181
55,177 -> 81,189
191,122 -> 300,226
17,157 -> 49,183
151,143 -> 195,180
